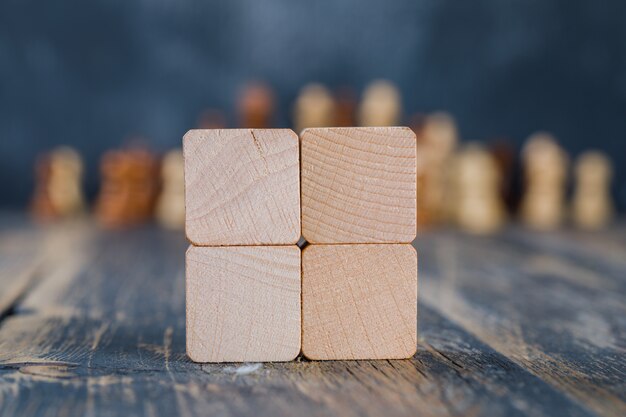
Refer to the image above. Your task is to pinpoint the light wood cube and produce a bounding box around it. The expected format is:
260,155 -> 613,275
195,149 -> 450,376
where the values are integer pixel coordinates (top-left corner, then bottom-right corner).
186,245 -> 301,363
302,244 -> 417,360
183,129 -> 300,246
301,127 -> 416,244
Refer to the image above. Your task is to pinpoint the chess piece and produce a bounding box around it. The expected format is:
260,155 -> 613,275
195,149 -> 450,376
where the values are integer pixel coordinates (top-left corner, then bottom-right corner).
197,109 -> 227,129
334,87 -> 357,127
156,150 -> 185,230
520,133 -> 568,231
418,112 -> 459,225
572,151 -> 614,230
293,84 -> 335,133
451,144 -> 506,234
237,82 -> 275,128
95,147 -> 160,228
31,147 -> 85,222
489,139 -> 517,212
357,80 -> 402,126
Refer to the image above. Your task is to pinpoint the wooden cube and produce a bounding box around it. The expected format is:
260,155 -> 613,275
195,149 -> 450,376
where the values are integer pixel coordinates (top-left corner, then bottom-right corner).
301,127 -> 416,244
186,245 -> 301,362
302,244 -> 417,360
183,129 -> 300,246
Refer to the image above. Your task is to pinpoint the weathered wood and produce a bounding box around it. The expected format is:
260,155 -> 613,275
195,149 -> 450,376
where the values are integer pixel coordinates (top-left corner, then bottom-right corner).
416,229 -> 626,417
0,217 -> 624,417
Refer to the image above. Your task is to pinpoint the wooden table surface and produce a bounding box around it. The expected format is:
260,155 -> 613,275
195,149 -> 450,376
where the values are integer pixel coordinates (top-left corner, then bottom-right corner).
0,213 -> 624,417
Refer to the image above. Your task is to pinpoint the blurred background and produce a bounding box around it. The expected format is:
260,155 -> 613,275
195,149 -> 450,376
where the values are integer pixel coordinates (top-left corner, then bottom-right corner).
0,0 -> 625,225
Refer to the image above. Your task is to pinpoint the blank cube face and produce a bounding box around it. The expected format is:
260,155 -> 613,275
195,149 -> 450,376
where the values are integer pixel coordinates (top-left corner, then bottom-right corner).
302,244 -> 417,360
186,245 -> 301,363
184,129 -> 300,246
301,127 -> 416,244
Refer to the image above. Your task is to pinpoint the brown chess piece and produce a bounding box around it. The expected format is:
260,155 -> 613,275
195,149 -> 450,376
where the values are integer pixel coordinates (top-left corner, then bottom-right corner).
451,144 -> 506,234
572,151 -> 614,230
197,109 -> 227,129
520,133 -> 569,231
156,150 -> 185,230
357,80 -> 402,127
31,147 -> 85,222
95,147 -> 160,228
237,82 -> 275,128
293,84 -> 335,133
334,87 -> 357,127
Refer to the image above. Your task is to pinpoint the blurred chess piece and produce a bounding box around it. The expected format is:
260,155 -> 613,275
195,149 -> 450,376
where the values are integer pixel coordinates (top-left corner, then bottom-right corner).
335,87 -> 357,127
31,147 -> 85,222
489,139 -> 517,212
197,109 -> 227,129
95,147 -> 160,229
358,80 -> 401,126
416,112 -> 459,226
156,150 -> 185,230
451,144 -> 506,234
237,82 -> 275,128
520,133 -> 568,231
293,84 -> 335,133
572,151 -> 614,230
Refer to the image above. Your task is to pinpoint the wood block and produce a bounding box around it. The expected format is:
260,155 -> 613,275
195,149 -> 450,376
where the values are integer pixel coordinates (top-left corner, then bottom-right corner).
183,129 -> 300,246
301,127 -> 416,244
186,245 -> 301,363
302,244 -> 417,360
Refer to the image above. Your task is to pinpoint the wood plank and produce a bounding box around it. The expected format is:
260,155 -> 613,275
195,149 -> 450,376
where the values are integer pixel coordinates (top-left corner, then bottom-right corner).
0,224 -> 601,417
416,231 -> 626,417
300,127 -> 416,244
183,129 -> 300,246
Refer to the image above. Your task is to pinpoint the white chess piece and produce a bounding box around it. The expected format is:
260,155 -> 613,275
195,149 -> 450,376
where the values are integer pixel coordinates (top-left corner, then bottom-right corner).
572,151 -> 614,230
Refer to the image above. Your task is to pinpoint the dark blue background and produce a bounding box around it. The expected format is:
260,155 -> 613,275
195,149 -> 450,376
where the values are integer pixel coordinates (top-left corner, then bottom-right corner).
1,0 -> 625,209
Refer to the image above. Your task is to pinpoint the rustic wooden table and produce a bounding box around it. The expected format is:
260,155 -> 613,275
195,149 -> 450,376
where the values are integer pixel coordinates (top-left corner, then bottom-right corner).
0,213 -> 624,417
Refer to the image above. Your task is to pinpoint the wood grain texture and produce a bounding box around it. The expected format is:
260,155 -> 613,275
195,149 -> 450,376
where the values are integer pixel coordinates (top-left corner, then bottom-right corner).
183,129 -> 300,246
300,127 -> 416,244
302,244 -> 417,360
0,216 -> 624,417
186,245 -> 301,363
417,228 -> 626,417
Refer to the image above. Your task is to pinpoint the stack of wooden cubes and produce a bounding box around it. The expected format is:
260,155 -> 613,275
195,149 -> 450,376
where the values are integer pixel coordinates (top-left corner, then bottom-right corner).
184,127 -> 417,362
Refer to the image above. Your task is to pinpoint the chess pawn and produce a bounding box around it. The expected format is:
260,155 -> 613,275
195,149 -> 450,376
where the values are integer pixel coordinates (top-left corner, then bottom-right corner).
419,112 -> 459,224
520,133 -> 568,230
357,80 -> 402,126
334,87 -> 356,127
156,150 -> 185,230
293,84 -> 335,133
572,151 -> 614,230
237,82 -> 275,128
31,147 -> 85,222
197,109 -> 227,129
452,144 -> 506,234
47,147 -> 86,217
